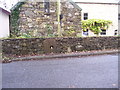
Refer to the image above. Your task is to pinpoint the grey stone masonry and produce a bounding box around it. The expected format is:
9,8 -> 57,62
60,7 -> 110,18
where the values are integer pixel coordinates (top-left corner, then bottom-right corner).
1,37 -> 120,58
14,0 -> 82,37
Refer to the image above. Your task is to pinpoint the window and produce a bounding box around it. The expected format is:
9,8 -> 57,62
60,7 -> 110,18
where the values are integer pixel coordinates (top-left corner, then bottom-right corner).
114,30 -> 117,35
100,29 -> 106,35
83,29 -> 88,36
83,13 -> 88,20
44,0 -> 50,13
118,14 -> 120,20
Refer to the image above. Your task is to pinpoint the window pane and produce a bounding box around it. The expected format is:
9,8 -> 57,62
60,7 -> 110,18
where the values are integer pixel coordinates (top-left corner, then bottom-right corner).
100,29 -> 106,35
83,29 -> 88,36
84,13 -> 88,16
114,30 -> 117,35
84,17 -> 88,20
84,13 -> 88,20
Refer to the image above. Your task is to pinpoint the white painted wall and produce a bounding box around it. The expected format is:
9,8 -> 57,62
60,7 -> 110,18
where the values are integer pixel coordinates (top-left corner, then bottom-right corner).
77,3 -> 118,36
0,10 -> 10,38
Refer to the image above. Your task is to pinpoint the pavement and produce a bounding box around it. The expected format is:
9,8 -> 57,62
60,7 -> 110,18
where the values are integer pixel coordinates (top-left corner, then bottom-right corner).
7,49 -> 119,62
2,53 -> 118,88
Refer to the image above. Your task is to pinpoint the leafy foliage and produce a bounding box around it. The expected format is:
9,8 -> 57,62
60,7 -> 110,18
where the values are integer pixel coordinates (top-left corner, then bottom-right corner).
63,26 -> 76,37
82,19 -> 112,35
17,33 -> 32,38
10,2 -> 25,37
44,24 -> 56,37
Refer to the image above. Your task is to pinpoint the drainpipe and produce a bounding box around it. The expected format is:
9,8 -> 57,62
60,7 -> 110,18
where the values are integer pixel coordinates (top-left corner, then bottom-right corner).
57,0 -> 61,37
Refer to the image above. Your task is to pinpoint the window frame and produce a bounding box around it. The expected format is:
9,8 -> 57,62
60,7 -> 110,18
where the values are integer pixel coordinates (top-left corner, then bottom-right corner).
100,29 -> 106,35
83,29 -> 89,36
83,13 -> 88,20
114,30 -> 118,35
118,13 -> 120,20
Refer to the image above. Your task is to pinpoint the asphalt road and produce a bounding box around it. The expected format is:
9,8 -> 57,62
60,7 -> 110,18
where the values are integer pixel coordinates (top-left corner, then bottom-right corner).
2,53 -> 118,88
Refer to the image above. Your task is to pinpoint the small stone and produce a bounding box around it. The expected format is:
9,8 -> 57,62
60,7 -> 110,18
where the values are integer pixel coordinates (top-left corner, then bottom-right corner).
25,11 -> 34,16
68,4 -> 74,8
54,21 -> 58,25
22,4 -> 29,7
36,18 -> 41,21
75,13 -> 79,15
28,23 -> 33,27
68,13 -> 72,17
50,10 -> 55,12
2,60 -> 12,63
75,45 -> 84,51
61,23 -> 64,26
27,18 -> 32,22
37,11 -> 44,13
67,47 -> 72,53
112,84 -> 116,86
28,5 -> 33,8
67,22 -> 70,24
19,14 -> 23,17
40,22 -> 46,28
67,27 -> 70,29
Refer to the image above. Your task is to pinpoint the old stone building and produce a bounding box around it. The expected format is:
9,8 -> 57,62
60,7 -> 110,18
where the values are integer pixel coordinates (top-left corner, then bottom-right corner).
10,0 -> 82,37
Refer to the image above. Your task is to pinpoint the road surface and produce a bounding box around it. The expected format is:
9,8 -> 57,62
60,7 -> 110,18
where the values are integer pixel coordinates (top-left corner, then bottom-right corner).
2,53 -> 118,88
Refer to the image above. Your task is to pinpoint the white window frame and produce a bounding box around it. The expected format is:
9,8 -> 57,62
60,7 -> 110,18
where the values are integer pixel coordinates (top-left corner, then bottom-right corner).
83,13 -> 88,20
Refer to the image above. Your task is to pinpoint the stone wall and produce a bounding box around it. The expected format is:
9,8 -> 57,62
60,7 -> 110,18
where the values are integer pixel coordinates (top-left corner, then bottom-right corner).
10,0 -> 82,37
1,37 -> 119,57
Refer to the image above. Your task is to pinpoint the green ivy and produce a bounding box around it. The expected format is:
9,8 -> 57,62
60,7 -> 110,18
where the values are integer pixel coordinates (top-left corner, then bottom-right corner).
44,24 -> 56,37
63,26 -> 76,37
10,2 -> 25,37
82,19 -> 112,35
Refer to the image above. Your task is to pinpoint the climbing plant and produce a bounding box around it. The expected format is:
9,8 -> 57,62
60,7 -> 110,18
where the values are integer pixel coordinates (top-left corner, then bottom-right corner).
82,19 -> 112,35
10,2 -> 25,37
44,24 -> 55,37
63,26 -> 76,37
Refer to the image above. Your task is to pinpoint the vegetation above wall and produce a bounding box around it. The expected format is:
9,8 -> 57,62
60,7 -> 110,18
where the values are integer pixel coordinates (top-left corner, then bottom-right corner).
9,1 -> 82,38
82,19 -> 112,35
10,2 -> 25,37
